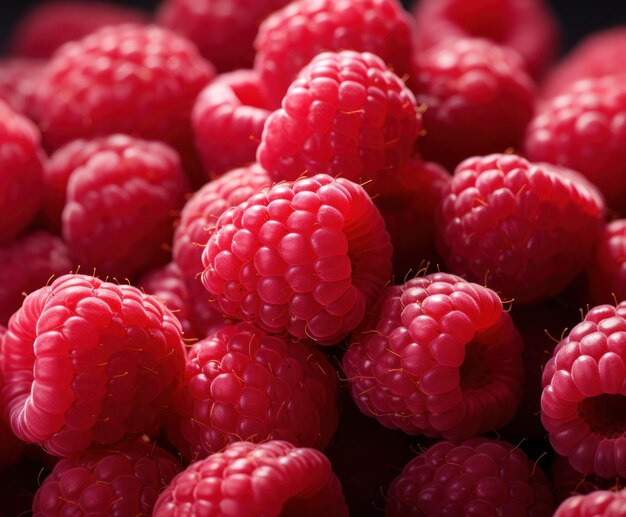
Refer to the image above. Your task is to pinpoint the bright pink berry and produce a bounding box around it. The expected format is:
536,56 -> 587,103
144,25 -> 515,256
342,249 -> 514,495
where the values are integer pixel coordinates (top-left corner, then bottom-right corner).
0,231 -> 73,326
0,58 -> 44,118
415,38 -> 536,171
436,154 -> 606,303
386,438 -> 555,516
254,0 -> 416,108
554,488 -> 626,517
201,173 -> 393,344
343,272 -> 524,439
32,441 -> 182,516
0,325 -> 24,472
541,302 -> 626,478
257,50 -> 421,187
61,135 -> 188,280
153,440 -> 348,516
0,274 -> 187,457
586,220 -> 626,306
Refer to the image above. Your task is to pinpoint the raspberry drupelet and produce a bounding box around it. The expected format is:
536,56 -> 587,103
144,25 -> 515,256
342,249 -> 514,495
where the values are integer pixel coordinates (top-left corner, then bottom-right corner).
554,488 -> 626,516
541,301 -> 626,478
436,154 -> 606,304
257,50 -> 421,188
0,58 -> 44,118
343,272 -> 524,440
586,219 -> 626,306
153,440 -> 348,516
201,173 -> 393,345
385,438 -> 555,516
0,274 -> 187,457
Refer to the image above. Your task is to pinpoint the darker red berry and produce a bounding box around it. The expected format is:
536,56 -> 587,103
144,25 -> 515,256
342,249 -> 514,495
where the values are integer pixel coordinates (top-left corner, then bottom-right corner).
586,219 -> 626,306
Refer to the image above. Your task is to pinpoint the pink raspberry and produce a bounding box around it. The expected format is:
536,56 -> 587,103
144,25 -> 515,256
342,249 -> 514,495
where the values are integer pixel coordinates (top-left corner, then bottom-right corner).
32,441 -> 182,516
60,135 -> 188,280
0,99 -> 44,244
153,440 -> 348,516
157,0 -> 291,72
0,231 -> 73,326
586,220 -> 626,306
254,0 -> 416,108
170,322 -> 338,461
9,0 -> 148,59
0,325 -> 24,472
192,70 -> 271,178
0,58 -> 44,118
524,75 -> 626,210
385,438 -> 555,516
0,274 -> 187,457
201,173 -> 393,344
257,51 -> 421,187
343,272 -> 524,440
554,488 -> 626,517
436,154 -> 606,304
415,38 -> 536,171
541,302 -> 626,478
412,0 -> 560,80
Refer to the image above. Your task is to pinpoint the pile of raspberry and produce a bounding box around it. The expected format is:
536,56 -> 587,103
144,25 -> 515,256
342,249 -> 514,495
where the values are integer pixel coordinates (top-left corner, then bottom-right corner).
4,0 -> 626,515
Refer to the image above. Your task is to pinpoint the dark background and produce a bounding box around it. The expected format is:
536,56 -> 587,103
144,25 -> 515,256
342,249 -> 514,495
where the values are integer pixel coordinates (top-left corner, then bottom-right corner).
1,0 -> 626,56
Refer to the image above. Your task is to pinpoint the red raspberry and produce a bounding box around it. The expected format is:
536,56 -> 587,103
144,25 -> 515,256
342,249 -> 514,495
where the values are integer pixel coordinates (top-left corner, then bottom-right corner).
9,0 -> 148,59
0,99 -> 44,244
524,76 -> 626,210
0,58 -> 44,118
343,272 -> 524,439
415,38 -> 536,171
436,154 -> 605,304
0,325 -> 24,472
254,0 -> 416,108
541,302 -> 626,478
157,0 -> 290,72
257,51 -> 421,187
0,274 -> 187,457
201,174 -> 393,344
32,441 -> 182,516
554,488 -> 626,517
192,70 -> 271,178
153,440 -> 348,516
386,438 -> 555,516
171,322 -> 338,461
550,454 -> 615,505
412,0 -> 560,80
61,135 -> 188,280
0,231 -> 73,326
586,220 -> 626,306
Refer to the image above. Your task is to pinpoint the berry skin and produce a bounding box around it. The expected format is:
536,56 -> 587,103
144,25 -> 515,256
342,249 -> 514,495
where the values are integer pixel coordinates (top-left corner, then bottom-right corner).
32,441 -> 182,516
386,438 -> 555,516
257,51 -> 421,187
170,322 -> 338,461
254,0 -> 416,108
0,231 -> 73,326
436,154 -> 606,304
554,488 -> 626,517
0,99 -> 44,244
201,173 -> 393,345
541,301 -> 626,478
586,219 -> 626,306
0,274 -> 187,457
415,38 -> 536,171
412,0 -> 560,80
192,70 -> 271,178
153,440 -> 348,516
343,272 -> 524,440
61,135 -> 188,280
0,58 -> 44,118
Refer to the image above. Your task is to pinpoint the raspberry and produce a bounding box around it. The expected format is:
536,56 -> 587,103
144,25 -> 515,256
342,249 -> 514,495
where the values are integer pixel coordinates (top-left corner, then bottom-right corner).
0,58 -> 44,118
60,135 -> 188,280
0,99 -> 44,244
257,51 -> 421,187
436,154 -> 605,304
157,0 -> 291,72
9,0 -> 148,59
586,220 -> 626,306
192,70 -> 271,178
0,274 -> 187,457
541,302 -> 626,478
550,454 -> 615,505
412,0 -> 560,80
385,438 -> 555,516
415,38 -> 536,171
0,231 -> 73,326
32,441 -> 182,516
153,440 -> 348,516
554,488 -> 626,517
254,0 -> 416,108
201,173 -> 393,344
0,325 -> 24,472
343,272 -> 524,439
